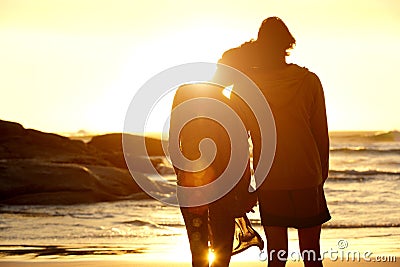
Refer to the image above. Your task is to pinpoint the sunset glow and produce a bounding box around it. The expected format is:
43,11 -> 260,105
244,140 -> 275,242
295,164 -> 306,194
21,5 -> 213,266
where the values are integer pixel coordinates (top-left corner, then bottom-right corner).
1,0 -> 399,133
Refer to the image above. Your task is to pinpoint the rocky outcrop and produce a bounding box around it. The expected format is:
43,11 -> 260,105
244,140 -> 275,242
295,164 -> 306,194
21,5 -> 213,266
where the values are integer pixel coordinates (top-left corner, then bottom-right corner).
0,120 -> 109,166
0,120 -> 175,205
87,133 -> 168,170
87,133 -> 174,175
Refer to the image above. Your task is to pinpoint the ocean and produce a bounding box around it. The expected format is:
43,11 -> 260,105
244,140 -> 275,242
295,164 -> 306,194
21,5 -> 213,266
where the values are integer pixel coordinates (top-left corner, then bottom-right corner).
0,131 -> 399,261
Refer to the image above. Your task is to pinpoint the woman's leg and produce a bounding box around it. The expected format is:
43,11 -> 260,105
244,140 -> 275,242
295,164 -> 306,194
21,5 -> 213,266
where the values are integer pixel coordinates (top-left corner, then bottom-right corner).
263,226 -> 288,267
208,206 -> 235,267
298,225 -> 323,267
181,207 -> 209,267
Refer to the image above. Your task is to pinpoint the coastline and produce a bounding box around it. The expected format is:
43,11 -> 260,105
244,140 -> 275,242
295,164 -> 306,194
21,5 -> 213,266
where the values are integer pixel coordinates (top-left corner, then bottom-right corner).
1,121 -> 399,266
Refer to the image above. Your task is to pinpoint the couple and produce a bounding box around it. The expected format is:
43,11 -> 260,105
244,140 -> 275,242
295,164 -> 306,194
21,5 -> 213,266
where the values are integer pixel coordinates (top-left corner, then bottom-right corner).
169,17 -> 330,267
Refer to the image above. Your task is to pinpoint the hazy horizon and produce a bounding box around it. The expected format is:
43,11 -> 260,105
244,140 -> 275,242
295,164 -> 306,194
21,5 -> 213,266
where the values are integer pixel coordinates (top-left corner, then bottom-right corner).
2,117 -> 399,138
58,128 -> 400,139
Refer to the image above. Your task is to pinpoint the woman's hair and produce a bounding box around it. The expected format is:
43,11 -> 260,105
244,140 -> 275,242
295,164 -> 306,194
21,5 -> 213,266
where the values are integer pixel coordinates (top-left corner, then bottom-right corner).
257,17 -> 296,56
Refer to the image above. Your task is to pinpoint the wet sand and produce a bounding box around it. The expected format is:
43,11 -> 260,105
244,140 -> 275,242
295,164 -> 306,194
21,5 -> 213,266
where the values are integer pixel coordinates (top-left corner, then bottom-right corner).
0,259 -> 398,267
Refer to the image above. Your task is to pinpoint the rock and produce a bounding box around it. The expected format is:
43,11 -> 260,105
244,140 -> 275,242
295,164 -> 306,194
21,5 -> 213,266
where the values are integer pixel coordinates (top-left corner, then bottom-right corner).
88,133 -> 172,172
0,120 -> 25,138
0,159 -> 175,205
0,120 -> 109,166
88,133 -> 167,156
0,119 -> 176,205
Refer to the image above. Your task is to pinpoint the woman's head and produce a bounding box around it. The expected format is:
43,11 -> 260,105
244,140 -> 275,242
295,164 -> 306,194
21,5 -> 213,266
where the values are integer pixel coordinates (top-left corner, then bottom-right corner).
257,17 -> 296,56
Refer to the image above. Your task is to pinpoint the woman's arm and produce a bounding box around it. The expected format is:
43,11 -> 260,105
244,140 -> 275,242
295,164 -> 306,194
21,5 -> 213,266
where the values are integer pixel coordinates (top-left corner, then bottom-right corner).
310,74 -> 330,183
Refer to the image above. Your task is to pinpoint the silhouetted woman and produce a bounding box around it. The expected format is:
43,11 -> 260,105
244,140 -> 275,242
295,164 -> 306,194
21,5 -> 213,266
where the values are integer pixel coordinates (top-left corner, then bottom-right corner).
218,17 -> 331,267
169,83 -> 261,267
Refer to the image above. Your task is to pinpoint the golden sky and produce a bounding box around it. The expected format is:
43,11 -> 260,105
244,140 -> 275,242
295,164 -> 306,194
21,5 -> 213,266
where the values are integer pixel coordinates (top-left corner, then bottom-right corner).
1,0 -> 399,133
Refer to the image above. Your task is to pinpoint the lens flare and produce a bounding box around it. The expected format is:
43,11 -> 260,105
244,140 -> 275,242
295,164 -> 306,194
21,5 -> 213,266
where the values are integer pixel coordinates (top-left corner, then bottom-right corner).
208,250 -> 215,264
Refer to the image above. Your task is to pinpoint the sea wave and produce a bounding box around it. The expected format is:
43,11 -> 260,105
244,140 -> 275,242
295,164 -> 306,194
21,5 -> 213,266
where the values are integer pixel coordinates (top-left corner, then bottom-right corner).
140,219 -> 400,230
329,169 -> 400,177
247,220 -> 400,229
158,222 -> 186,227
322,223 -> 400,229
330,130 -> 400,142
69,213 -> 114,219
0,209 -> 65,218
330,147 -> 400,154
120,219 -> 160,228
0,244 -> 145,258
366,130 -> 400,141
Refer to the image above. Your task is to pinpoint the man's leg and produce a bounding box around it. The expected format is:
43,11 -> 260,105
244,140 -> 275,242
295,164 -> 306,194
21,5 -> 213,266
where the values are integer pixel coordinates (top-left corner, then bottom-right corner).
298,225 -> 323,267
264,226 -> 288,267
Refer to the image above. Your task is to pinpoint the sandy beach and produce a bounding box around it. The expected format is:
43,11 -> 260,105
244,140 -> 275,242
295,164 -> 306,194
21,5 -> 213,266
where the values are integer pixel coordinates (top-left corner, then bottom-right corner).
0,259 -> 398,267
1,226 -> 398,266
